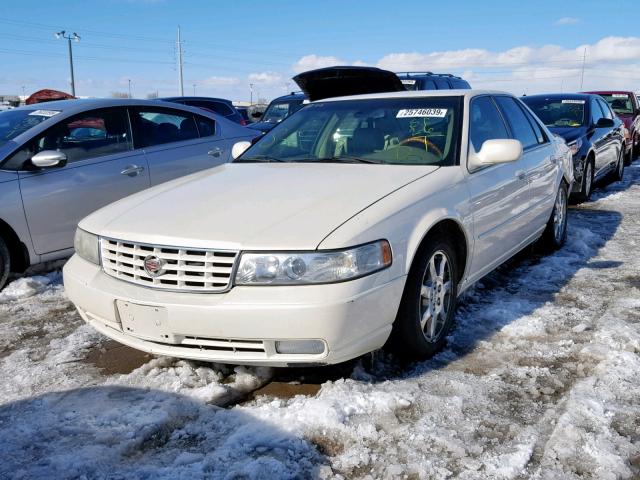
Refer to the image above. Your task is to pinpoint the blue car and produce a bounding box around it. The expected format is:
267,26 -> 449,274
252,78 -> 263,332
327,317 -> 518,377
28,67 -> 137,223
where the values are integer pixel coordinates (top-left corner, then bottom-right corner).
521,93 -> 625,202
0,98 -> 256,289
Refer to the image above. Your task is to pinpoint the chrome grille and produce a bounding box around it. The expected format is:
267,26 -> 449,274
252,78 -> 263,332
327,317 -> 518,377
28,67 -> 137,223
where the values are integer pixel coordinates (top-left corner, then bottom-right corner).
100,238 -> 238,292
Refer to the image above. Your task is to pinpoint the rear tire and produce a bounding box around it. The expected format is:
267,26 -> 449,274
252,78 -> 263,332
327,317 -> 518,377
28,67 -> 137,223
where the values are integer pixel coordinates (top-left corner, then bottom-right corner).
574,159 -> 593,203
539,182 -> 568,252
388,235 -> 458,360
0,236 -> 10,291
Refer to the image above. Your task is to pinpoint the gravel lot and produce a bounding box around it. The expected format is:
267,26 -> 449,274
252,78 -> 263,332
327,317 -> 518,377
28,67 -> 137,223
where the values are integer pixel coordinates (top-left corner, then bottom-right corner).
0,162 -> 639,479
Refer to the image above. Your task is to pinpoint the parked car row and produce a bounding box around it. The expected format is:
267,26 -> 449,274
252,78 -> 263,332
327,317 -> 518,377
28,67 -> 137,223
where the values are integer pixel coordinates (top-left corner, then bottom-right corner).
1,66 -> 634,368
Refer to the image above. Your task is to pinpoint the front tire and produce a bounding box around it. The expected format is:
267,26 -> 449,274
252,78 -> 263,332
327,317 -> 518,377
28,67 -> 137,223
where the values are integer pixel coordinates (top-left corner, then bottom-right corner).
574,159 -> 593,203
388,236 -> 458,360
0,236 -> 10,291
539,182 -> 568,251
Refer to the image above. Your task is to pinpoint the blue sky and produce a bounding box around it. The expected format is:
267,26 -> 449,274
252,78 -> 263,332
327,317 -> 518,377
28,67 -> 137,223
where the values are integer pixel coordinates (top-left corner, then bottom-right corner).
1,0 -> 639,101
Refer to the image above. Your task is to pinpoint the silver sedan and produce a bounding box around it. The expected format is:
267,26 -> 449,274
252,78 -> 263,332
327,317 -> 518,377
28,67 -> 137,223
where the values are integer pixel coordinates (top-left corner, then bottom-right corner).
0,98 -> 257,289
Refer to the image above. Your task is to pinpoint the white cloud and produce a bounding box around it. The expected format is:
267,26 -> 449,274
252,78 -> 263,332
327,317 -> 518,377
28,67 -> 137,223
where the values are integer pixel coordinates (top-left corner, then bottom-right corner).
555,17 -> 580,26
292,54 -> 348,73
200,76 -> 240,87
248,72 -> 284,85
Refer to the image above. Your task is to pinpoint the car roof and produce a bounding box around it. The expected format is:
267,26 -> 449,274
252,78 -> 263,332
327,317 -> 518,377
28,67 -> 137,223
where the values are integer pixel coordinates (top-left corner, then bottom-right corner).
317,89 -> 507,103
583,90 -> 634,95
396,72 -> 465,80
12,98 -> 222,115
270,93 -> 306,103
160,96 -> 233,103
522,93 -> 596,101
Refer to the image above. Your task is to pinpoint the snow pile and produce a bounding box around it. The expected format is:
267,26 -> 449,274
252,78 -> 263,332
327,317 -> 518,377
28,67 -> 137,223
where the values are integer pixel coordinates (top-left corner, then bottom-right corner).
0,271 -> 60,303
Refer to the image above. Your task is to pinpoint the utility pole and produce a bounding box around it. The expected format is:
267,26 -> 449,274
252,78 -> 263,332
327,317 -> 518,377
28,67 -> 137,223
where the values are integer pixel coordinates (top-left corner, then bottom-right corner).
177,26 -> 184,96
193,83 -> 196,95
249,83 -> 254,105
55,30 -> 80,96
580,48 -> 586,90
128,79 -> 132,98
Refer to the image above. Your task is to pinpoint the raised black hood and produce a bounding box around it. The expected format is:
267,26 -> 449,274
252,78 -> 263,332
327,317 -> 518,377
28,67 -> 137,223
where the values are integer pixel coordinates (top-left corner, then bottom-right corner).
293,66 -> 406,102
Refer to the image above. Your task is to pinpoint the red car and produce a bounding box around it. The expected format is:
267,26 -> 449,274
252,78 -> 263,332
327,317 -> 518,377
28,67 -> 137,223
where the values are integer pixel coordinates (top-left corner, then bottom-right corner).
585,91 -> 640,164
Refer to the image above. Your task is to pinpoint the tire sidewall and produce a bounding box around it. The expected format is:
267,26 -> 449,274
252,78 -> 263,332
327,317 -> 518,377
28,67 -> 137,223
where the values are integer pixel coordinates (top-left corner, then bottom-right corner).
0,237 -> 10,291
390,237 -> 459,359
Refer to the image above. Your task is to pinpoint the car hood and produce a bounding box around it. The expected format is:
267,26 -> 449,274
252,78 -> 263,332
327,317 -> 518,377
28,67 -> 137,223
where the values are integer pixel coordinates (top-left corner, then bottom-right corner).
547,126 -> 587,144
615,113 -> 633,130
80,163 -> 437,250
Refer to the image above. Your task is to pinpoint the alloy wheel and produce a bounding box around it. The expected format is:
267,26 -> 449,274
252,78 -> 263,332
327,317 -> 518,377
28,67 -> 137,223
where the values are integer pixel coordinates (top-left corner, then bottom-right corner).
419,250 -> 453,342
584,162 -> 592,198
553,185 -> 567,243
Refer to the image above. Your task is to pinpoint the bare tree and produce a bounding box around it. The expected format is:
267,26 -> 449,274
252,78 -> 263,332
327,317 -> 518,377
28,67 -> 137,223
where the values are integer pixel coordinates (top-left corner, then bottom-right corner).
146,92 -> 159,99
111,92 -> 129,99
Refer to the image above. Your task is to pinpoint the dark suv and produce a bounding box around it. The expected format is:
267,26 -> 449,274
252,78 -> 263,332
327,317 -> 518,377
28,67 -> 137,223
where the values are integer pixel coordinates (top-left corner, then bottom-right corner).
247,93 -> 306,134
160,96 -> 247,126
396,72 -> 471,90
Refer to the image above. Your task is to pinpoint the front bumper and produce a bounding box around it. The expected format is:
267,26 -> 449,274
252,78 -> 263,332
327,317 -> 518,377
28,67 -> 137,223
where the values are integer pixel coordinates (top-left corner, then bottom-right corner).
63,255 -> 406,366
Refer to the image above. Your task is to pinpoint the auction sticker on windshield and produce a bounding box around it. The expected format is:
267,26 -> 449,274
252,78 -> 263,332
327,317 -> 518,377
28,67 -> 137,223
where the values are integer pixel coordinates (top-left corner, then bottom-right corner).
561,100 -> 585,104
28,110 -> 61,117
396,108 -> 447,118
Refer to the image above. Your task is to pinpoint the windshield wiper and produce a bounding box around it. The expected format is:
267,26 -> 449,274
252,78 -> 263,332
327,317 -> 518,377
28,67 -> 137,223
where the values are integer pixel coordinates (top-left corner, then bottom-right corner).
234,155 -> 287,163
305,156 -> 385,164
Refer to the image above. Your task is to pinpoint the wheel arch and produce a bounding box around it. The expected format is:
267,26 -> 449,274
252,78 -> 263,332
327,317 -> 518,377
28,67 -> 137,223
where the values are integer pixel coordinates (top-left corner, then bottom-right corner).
0,217 -> 30,273
406,217 -> 470,284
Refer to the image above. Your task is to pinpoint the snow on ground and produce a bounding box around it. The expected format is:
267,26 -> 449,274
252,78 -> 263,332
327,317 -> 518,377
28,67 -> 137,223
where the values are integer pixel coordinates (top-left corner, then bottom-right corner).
1,163 -> 640,479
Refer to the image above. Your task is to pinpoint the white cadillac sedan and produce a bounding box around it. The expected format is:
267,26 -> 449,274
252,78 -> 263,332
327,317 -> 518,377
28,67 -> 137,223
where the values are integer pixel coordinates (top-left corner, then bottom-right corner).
64,82 -> 573,366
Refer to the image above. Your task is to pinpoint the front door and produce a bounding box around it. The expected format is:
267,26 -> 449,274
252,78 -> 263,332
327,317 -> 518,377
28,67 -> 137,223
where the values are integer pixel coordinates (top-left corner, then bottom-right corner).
465,96 -> 532,281
16,107 -> 150,254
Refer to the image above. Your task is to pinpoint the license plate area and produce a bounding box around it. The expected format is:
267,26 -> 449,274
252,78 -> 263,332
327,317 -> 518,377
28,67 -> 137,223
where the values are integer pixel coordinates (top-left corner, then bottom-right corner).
116,300 -> 171,342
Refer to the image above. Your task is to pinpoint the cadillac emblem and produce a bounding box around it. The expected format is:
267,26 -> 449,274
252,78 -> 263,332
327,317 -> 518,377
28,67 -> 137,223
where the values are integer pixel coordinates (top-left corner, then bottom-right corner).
143,255 -> 166,277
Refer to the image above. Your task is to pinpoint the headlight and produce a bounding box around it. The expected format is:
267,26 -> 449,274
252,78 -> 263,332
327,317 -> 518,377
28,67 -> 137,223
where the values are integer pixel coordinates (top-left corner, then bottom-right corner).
235,240 -> 392,285
74,228 -> 100,265
567,138 -> 582,156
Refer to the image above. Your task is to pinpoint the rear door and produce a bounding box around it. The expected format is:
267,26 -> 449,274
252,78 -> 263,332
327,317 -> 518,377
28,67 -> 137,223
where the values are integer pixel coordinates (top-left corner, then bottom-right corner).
129,106 -> 229,186
465,95 -> 532,280
588,97 -> 611,175
15,107 -> 150,254
494,95 -> 557,234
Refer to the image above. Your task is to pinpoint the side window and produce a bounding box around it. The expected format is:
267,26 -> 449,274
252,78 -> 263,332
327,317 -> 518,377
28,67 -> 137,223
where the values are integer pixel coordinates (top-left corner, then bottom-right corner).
597,99 -> 614,120
131,108 -> 199,147
195,115 -> 217,137
518,101 -> 547,144
590,98 -> 604,124
5,108 -> 132,168
494,96 -> 538,149
469,96 -> 510,152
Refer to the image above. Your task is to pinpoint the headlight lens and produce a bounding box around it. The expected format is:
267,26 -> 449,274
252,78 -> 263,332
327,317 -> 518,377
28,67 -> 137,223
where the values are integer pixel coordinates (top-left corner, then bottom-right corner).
235,240 -> 392,285
74,228 -> 100,265
568,138 -> 582,156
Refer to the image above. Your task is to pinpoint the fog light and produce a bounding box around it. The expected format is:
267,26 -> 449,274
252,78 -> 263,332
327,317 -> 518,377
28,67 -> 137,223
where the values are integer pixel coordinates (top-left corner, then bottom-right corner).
275,340 -> 325,355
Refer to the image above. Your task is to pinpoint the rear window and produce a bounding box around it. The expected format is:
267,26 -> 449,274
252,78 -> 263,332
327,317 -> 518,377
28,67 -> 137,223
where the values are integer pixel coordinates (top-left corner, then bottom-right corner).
186,100 -> 234,117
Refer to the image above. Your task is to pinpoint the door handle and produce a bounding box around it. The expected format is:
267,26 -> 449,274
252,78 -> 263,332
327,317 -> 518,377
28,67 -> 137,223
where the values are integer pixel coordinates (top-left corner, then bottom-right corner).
121,165 -> 145,177
515,170 -> 526,181
208,147 -> 224,158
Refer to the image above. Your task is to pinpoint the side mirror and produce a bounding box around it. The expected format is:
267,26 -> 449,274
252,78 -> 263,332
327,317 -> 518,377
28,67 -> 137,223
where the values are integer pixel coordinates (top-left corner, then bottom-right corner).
31,150 -> 67,168
468,139 -> 522,171
596,117 -> 615,128
231,141 -> 251,160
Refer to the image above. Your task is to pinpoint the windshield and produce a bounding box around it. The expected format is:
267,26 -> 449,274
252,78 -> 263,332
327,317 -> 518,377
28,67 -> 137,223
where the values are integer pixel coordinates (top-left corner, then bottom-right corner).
599,94 -> 633,115
238,97 -> 461,166
0,109 -> 59,147
261,99 -> 304,123
522,98 -> 585,128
